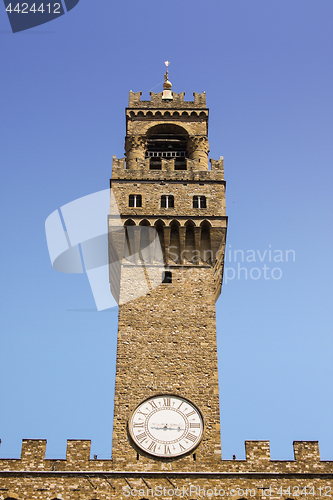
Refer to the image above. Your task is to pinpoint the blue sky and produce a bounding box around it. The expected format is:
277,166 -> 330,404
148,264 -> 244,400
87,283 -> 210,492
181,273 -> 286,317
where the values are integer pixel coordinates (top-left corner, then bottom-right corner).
0,0 -> 332,461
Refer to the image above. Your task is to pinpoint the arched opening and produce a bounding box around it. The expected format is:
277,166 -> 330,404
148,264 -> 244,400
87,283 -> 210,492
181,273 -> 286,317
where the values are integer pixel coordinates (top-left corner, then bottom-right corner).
169,220 -> 180,263
200,221 -> 211,264
184,221 -> 196,263
146,124 -> 188,170
139,219 -> 151,262
124,219 -> 135,261
154,220 -> 165,263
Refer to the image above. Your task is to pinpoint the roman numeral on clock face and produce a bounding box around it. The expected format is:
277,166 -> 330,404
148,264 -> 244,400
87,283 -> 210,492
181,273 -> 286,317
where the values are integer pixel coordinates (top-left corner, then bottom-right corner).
186,410 -> 196,417
133,422 -> 144,428
186,433 -> 197,442
137,410 -> 148,417
147,441 -> 157,453
190,423 -> 201,428
164,445 -> 171,454
149,400 -> 158,409
163,397 -> 171,406
136,432 -> 147,442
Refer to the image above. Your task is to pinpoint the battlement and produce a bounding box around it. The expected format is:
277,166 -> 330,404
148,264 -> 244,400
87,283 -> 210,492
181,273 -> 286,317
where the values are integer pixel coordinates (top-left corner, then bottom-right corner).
1,440 -> 331,500
0,439 -> 330,473
111,156 -> 224,180
128,90 -> 207,109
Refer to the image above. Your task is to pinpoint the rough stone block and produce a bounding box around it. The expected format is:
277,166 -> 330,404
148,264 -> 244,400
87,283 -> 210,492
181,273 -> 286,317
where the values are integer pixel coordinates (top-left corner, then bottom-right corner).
245,440 -> 271,461
293,441 -> 320,461
66,440 -> 91,463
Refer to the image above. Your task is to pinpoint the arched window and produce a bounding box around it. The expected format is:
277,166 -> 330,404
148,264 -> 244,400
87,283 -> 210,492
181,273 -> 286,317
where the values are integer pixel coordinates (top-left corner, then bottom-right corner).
124,219 -> 135,260
139,220 -> 151,263
161,195 -> 174,208
169,221 -> 180,263
193,195 -> 206,209
200,222 -> 211,264
154,220 -> 165,263
146,124 -> 188,170
129,194 -> 142,207
184,221 -> 196,263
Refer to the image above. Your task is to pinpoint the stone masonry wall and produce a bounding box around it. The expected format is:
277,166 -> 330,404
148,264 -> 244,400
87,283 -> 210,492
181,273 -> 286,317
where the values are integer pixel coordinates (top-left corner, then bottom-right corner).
0,440 -> 332,500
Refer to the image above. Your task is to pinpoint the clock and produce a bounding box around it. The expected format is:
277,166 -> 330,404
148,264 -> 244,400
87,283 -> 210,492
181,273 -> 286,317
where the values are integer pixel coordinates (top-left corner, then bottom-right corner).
128,394 -> 204,458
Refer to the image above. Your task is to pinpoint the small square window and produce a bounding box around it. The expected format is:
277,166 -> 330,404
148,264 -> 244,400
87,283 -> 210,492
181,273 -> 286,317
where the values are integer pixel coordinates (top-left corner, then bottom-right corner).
193,195 -> 206,209
161,195 -> 174,209
162,271 -> 172,284
129,194 -> 142,207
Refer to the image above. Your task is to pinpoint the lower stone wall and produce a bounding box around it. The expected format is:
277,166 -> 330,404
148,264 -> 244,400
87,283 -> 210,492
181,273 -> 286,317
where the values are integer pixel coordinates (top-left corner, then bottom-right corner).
0,440 -> 332,500
1,472 -> 333,500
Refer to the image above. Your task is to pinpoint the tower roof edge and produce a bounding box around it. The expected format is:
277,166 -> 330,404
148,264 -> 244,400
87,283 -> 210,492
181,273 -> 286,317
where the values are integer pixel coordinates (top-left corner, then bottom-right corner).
128,90 -> 207,109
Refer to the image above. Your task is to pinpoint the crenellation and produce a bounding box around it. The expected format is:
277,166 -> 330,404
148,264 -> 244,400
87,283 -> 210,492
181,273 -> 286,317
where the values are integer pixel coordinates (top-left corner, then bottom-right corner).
293,441 -> 320,462
0,439 -> 331,472
245,441 -> 271,462
128,90 -> 206,109
21,440 -> 46,465
111,155 -> 225,180
210,156 -> 224,178
128,91 -> 142,107
66,440 -> 91,464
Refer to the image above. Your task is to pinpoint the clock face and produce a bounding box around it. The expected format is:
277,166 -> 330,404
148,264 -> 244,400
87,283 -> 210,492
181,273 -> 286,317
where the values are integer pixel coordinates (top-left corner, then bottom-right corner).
128,394 -> 204,458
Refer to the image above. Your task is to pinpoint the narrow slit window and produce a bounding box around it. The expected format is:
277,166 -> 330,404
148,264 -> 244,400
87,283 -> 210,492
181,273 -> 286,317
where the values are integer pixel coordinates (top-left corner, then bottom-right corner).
129,194 -> 142,208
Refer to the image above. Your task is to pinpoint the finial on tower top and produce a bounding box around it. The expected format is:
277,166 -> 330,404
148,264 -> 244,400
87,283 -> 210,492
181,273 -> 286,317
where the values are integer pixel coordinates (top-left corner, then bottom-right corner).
163,61 -> 172,90
162,61 -> 173,100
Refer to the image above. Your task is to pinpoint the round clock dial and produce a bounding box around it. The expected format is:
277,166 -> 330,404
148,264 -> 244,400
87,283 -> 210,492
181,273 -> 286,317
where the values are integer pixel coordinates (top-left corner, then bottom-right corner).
129,394 -> 204,458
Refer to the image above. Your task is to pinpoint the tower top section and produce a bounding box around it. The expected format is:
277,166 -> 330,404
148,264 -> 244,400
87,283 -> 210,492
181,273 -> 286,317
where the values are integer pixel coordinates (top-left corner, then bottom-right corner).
128,62 -> 206,108
128,89 -> 206,108
119,74 -> 223,175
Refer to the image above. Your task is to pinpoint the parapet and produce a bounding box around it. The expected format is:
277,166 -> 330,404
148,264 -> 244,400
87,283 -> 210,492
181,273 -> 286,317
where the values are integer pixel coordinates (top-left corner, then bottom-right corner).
293,440 -> 320,461
111,156 -> 225,181
245,440 -> 322,465
245,440 -> 271,461
0,439 -> 330,473
128,90 -> 207,109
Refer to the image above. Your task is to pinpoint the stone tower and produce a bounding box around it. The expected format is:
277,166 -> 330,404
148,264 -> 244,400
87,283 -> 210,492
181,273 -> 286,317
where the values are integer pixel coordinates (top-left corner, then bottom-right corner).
1,73 -> 331,500
108,70 -> 227,469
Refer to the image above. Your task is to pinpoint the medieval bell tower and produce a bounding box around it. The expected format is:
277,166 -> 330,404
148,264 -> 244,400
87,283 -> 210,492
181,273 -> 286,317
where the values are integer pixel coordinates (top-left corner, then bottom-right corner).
108,67 -> 227,470
0,70 -> 330,500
